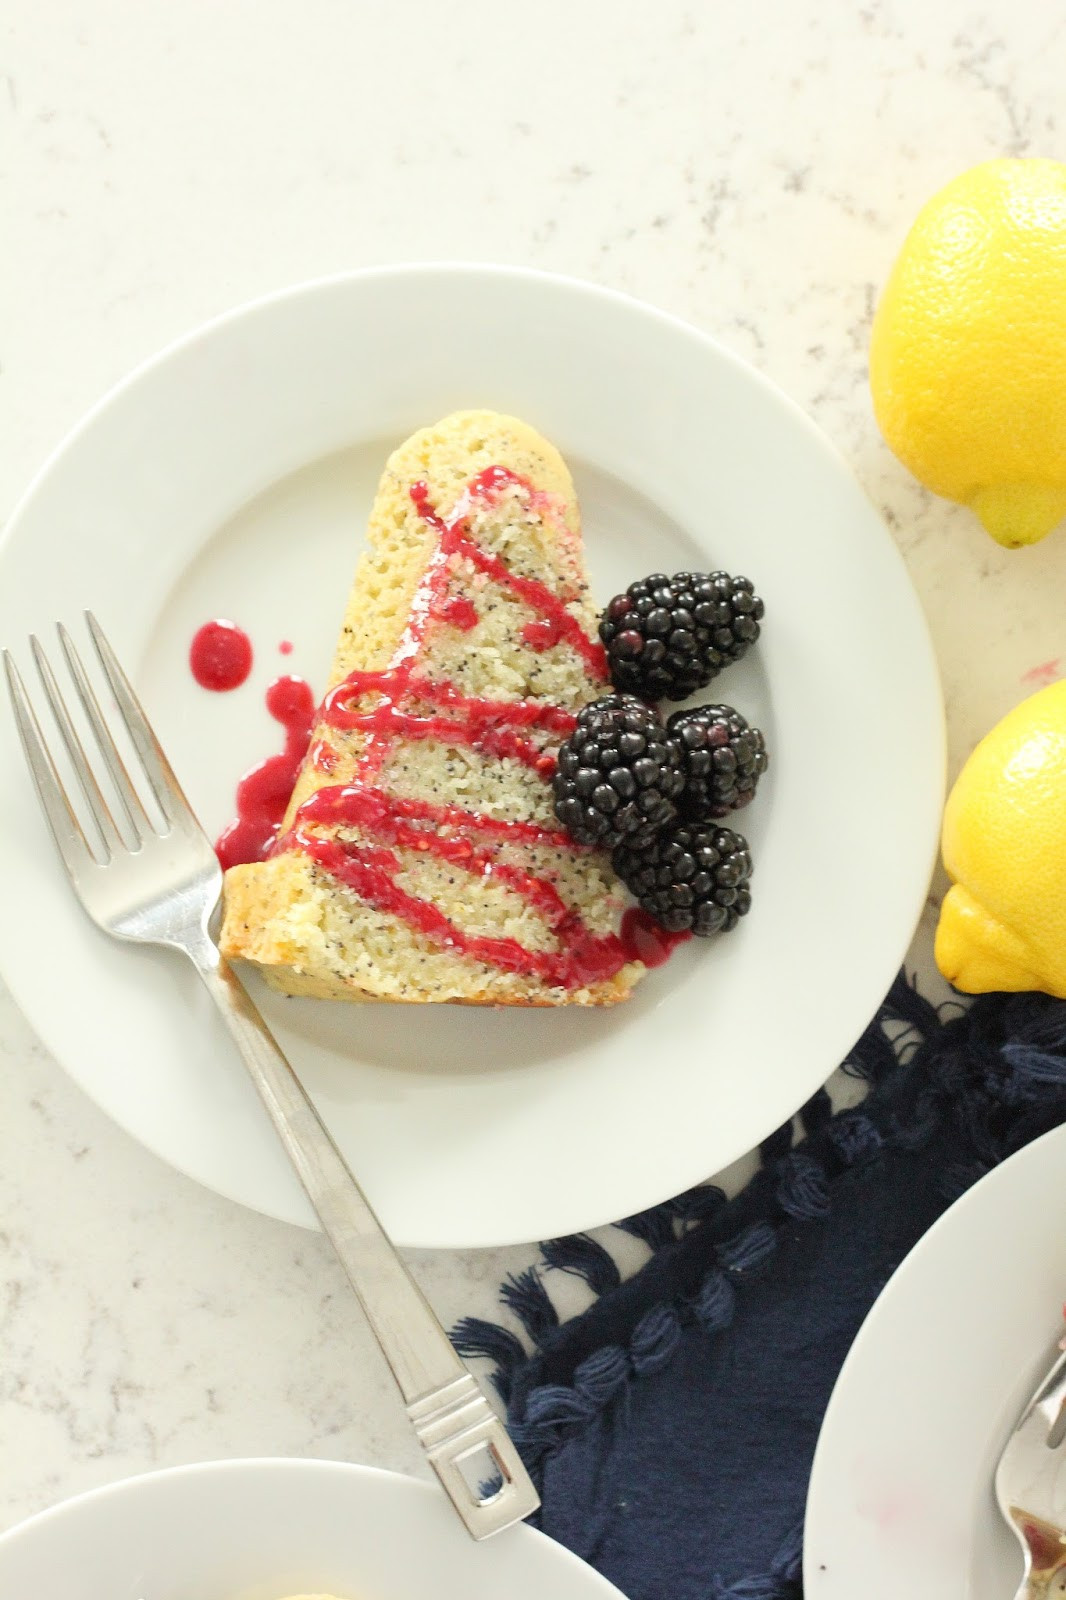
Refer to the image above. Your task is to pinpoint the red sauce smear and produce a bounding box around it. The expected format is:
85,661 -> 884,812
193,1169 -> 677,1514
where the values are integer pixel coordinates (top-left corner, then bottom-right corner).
1021,656 -> 1060,688
215,676 -> 315,870
226,466 -> 680,986
439,596 -> 479,631
522,616 -> 564,651
1018,1515 -> 1066,1574
190,620 -> 253,691
620,908 -> 691,967
309,738 -> 339,773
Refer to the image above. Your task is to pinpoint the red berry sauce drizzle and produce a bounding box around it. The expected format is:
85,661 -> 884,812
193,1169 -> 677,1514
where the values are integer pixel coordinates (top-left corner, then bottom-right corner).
215,676 -> 316,871
222,466 -> 688,982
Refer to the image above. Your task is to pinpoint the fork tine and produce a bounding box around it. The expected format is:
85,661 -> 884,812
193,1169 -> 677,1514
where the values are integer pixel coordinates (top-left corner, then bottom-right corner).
31,634 -> 123,857
1030,1348 -> 1066,1436
3,649 -> 97,874
85,612 -> 185,829
58,621 -> 150,844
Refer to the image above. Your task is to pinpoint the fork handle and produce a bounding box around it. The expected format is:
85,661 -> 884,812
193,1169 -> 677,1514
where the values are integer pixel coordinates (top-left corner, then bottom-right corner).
189,944 -> 540,1540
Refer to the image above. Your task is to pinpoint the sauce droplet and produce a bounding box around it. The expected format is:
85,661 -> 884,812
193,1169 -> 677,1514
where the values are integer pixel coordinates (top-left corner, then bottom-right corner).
278,639 -> 294,656
190,620 -> 253,692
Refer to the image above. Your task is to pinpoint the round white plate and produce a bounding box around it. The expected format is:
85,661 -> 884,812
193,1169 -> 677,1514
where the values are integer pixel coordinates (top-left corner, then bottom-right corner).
0,1456 -> 625,1598
804,1120 -> 1066,1598
0,265 -> 944,1246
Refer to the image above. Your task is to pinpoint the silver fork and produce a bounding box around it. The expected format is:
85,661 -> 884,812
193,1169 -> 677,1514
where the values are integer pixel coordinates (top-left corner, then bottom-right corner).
3,614 -> 539,1541
996,1341 -> 1066,1596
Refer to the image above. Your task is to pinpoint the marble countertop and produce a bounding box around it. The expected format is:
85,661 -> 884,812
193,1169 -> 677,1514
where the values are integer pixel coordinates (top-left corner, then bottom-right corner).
4,0 -> 1066,1533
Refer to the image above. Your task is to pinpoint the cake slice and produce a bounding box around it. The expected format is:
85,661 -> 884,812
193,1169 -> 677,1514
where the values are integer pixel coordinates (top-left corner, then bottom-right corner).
220,410 -> 647,1005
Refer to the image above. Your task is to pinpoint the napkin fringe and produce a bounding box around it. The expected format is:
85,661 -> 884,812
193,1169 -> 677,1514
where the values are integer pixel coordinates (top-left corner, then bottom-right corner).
540,1233 -> 623,1295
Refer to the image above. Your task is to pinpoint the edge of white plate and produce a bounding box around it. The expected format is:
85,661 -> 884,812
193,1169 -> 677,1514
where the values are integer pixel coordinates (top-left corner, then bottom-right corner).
0,265 -> 946,1244
0,1455 -> 625,1596
802,1118 -> 1066,1595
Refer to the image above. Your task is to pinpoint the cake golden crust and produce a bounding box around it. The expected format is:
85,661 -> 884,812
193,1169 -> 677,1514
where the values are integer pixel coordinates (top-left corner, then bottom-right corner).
220,410 -> 645,1006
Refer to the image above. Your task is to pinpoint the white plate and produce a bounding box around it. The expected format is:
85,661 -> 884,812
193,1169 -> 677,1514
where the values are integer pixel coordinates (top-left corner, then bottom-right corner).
0,1456 -> 625,1598
804,1120 -> 1066,1598
0,266 -> 944,1247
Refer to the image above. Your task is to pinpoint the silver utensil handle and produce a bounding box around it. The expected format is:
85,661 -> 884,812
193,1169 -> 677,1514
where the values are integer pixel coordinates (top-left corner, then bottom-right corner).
189,943 -> 540,1539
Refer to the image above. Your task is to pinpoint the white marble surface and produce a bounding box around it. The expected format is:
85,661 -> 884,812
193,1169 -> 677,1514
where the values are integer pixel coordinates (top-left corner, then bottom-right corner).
3,0 -> 1065,1534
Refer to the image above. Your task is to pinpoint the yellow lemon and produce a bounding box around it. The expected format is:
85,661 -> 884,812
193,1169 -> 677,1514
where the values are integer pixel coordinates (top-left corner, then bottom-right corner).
870,158 -> 1066,548
937,678 -> 1066,996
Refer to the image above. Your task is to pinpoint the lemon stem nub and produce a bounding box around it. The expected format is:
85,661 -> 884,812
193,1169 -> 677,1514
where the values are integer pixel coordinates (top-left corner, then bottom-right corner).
970,484 -> 1066,548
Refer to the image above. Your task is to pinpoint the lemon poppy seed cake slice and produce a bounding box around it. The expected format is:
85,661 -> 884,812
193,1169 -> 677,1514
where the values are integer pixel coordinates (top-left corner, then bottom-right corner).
220,410 -> 647,1005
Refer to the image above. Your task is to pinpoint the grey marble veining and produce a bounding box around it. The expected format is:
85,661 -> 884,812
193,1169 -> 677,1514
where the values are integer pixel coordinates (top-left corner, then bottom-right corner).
1,0 -> 1060,1531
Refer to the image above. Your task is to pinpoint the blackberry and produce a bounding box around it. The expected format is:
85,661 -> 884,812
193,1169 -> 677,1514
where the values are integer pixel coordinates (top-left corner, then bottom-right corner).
600,570 -> 764,701
553,694 -> 684,848
667,704 -> 768,820
613,822 -> 753,937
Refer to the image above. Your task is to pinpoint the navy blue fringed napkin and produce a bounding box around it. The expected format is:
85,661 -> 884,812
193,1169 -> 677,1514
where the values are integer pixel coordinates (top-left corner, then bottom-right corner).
454,975 -> 1066,1598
